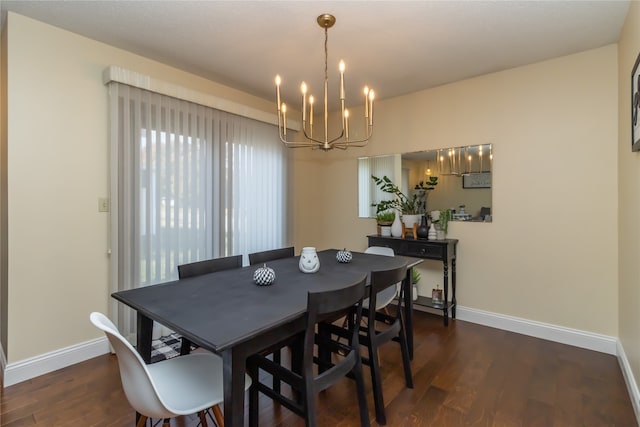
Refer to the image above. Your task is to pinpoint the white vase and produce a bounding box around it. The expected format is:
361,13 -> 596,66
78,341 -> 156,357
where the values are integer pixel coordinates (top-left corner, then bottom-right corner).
299,247 -> 320,273
427,223 -> 437,240
390,211 -> 403,237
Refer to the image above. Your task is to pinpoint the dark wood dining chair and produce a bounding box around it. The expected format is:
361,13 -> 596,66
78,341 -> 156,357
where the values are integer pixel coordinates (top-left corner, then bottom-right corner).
247,246 -> 295,391
325,264 -> 412,425
247,275 -> 371,427
248,246 -> 294,265
176,254 -> 243,355
178,254 -> 243,279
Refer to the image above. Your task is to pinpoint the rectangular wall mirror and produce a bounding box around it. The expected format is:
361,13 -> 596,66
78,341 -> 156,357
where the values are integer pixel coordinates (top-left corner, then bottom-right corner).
358,144 -> 493,222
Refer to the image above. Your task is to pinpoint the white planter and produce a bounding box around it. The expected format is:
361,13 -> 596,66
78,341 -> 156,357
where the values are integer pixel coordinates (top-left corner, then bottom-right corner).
402,214 -> 421,228
380,226 -> 391,236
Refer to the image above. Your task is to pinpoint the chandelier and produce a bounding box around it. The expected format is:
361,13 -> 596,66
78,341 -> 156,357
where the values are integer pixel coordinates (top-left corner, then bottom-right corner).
274,14 -> 374,151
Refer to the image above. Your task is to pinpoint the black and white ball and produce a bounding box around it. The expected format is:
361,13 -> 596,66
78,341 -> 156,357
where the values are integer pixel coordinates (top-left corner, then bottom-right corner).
336,248 -> 353,263
253,264 -> 275,286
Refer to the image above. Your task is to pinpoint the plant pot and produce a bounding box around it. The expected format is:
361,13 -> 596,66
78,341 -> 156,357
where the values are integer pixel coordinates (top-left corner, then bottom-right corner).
380,226 -> 391,236
402,214 -> 421,229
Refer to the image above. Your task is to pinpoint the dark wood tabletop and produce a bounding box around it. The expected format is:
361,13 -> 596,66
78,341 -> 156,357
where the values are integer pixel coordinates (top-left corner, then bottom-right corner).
112,248 -> 419,427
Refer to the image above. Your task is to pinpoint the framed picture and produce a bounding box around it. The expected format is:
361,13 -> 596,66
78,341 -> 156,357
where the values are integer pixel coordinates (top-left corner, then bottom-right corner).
632,51 -> 640,152
462,172 -> 491,189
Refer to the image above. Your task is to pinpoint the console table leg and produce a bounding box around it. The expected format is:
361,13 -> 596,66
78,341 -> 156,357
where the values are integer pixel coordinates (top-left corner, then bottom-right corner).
443,261 -> 449,327
452,257 -> 457,318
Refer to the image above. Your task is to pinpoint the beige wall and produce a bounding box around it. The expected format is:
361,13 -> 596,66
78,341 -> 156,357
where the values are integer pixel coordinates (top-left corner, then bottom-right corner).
3,13 -> 276,363
293,45 -> 620,336
618,0 -> 640,405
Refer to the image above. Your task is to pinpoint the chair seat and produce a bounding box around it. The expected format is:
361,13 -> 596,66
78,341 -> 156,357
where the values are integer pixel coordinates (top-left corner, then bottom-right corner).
147,352 -> 234,415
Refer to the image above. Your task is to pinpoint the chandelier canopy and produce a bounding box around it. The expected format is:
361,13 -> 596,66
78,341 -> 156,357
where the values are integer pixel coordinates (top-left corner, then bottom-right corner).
274,14 -> 374,151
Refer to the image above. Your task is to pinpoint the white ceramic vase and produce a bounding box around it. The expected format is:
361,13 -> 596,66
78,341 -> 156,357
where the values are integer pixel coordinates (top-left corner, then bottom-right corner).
299,247 -> 320,273
427,223 -> 437,240
390,211 -> 403,237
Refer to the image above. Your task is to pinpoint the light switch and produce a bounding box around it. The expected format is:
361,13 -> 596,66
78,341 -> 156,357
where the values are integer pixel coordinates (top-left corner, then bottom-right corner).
98,198 -> 110,212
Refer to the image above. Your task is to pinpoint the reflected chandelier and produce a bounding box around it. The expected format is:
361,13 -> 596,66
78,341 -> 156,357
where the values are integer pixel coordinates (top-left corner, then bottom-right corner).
274,14 -> 374,151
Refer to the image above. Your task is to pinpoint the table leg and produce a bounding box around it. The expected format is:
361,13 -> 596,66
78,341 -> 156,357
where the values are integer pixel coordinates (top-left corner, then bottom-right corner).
442,261 -> 449,326
136,313 -> 153,364
223,348 -> 248,427
403,267 -> 414,360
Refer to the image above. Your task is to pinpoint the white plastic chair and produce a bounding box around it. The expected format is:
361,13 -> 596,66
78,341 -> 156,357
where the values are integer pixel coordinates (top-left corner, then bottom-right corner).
364,246 -> 401,310
90,312 -> 251,427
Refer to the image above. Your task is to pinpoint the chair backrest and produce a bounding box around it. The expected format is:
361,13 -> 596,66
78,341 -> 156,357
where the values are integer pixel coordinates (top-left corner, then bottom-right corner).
368,265 -> 407,312
303,275 -> 367,391
248,246 -> 294,265
178,254 -> 243,279
89,312 -> 171,419
365,246 -> 399,310
364,246 -> 395,257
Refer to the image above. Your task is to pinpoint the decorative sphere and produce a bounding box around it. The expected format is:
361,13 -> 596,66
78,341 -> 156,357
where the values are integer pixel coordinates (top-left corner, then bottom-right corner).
253,264 -> 275,286
336,248 -> 353,263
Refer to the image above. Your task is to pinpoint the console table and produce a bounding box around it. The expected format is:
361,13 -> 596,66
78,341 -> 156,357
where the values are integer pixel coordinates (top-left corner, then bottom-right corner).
367,235 -> 458,326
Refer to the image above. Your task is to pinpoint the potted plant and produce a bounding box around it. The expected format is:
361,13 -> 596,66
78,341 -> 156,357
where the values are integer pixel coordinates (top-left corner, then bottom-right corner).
376,210 -> 395,236
376,210 -> 395,226
411,268 -> 420,301
434,208 -> 452,239
371,175 -> 438,228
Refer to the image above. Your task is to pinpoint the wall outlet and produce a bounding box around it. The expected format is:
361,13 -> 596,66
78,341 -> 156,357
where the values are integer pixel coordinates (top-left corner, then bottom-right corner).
98,198 -> 110,212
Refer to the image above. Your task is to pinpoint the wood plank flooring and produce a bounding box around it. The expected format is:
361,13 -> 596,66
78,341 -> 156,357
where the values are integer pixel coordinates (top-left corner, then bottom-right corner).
1,311 -> 636,426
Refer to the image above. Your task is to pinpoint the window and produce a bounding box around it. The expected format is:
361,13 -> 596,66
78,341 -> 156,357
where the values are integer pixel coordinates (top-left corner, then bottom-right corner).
108,82 -> 289,336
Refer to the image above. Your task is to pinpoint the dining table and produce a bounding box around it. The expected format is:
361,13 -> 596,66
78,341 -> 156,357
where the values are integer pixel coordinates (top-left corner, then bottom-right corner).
112,248 -> 422,427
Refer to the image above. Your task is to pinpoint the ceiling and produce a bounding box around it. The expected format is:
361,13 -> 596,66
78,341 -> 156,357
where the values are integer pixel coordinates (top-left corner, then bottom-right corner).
0,1 -> 630,110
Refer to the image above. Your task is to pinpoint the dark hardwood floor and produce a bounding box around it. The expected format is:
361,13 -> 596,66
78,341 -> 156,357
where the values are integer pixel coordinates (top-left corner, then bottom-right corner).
1,311 -> 636,426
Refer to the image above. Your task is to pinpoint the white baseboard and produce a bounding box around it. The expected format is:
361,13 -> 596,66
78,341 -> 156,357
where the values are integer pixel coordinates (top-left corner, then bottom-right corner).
617,340 -> 640,424
3,336 -> 110,387
413,304 -> 618,355
456,305 -> 618,354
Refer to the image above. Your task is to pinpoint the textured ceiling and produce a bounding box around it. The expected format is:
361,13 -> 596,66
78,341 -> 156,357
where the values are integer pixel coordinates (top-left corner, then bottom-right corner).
0,1 -> 630,110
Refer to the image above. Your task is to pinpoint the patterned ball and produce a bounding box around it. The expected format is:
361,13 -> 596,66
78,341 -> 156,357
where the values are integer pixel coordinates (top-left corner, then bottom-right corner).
253,264 -> 275,286
336,248 -> 353,263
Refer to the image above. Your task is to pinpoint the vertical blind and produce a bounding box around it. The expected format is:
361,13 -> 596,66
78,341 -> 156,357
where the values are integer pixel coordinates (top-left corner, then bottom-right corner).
108,82 -> 289,338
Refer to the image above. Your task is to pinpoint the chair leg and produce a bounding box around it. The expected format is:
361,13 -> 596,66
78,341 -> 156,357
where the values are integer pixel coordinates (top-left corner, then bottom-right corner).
162,419 -> 171,427
136,415 -> 148,427
212,405 -> 224,427
352,356 -> 371,427
248,357 -> 260,427
304,380 -> 318,427
198,410 -> 209,427
272,350 -> 281,393
368,341 -> 387,425
180,337 -> 192,355
398,327 -> 414,389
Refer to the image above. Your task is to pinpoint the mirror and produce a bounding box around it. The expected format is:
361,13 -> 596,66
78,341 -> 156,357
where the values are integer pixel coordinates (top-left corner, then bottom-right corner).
358,144 -> 492,222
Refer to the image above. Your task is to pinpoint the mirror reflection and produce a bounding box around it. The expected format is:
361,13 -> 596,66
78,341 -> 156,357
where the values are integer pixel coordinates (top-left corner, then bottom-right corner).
358,144 -> 493,222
